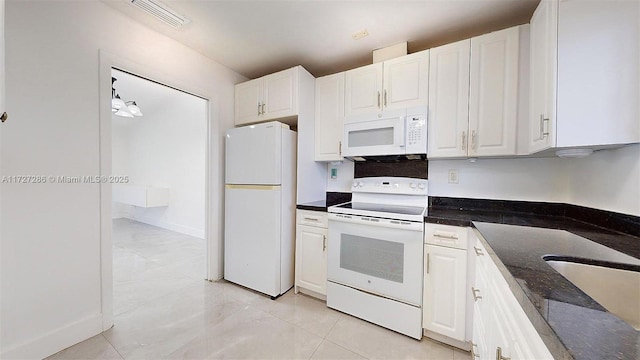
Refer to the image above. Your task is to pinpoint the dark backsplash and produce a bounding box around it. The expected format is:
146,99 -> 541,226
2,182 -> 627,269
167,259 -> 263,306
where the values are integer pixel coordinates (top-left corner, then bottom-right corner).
429,196 -> 640,238
326,192 -> 352,206
354,157 -> 428,179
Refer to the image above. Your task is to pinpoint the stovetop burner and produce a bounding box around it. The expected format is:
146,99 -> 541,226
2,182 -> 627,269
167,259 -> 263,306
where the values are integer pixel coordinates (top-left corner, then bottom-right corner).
334,202 -> 426,216
328,177 -> 429,222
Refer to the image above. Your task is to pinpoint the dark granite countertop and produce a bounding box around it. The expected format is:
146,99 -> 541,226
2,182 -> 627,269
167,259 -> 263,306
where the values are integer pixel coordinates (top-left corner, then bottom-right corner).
297,192 -> 352,212
297,200 -> 328,212
426,206 -> 640,360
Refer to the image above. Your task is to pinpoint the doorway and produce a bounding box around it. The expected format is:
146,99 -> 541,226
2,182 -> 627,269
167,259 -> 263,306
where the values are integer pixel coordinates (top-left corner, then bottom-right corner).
98,50 -> 221,331
109,68 -> 208,316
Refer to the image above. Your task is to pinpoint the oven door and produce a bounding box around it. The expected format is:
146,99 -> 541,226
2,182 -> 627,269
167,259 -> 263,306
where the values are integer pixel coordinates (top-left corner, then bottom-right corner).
342,116 -> 406,157
327,213 -> 424,306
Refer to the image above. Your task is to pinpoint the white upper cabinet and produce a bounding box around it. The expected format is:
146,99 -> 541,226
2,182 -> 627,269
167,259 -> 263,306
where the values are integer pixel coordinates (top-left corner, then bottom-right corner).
427,39 -> 471,158
314,72 -> 345,161
345,63 -> 383,116
345,50 -> 429,117
235,78 -> 263,125
528,0 -> 558,153
429,26 -> 522,159
529,0 -> 639,153
234,67 -> 299,126
469,26 -> 520,157
383,51 -> 430,110
263,68 -> 298,120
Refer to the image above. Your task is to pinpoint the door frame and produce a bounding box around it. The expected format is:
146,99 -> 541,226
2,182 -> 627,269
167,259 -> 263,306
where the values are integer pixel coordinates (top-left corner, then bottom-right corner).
98,50 -> 221,330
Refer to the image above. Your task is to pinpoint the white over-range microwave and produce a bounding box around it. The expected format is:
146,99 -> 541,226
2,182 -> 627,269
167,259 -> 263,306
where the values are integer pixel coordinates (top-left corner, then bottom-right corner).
342,107 -> 427,158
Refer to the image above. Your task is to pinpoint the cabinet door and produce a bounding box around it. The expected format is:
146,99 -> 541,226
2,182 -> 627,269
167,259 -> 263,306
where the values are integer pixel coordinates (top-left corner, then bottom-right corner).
295,224 -> 327,295
235,78 -> 262,125
556,1 -> 640,147
427,40 -> 470,158
469,27 -> 519,157
383,50 -> 429,111
528,0 -> 558,153
345,63 -> 383,117
263,67 -> 298,121
315,73 -> 345,161
423,245 -> 467,341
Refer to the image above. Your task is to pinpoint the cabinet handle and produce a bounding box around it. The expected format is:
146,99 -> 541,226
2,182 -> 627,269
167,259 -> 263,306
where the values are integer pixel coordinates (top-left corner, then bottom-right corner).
472,287 -> 482,301
539,114 -> 544,139
473,246 -> 484,256
1,112 -> 7,123
539,114 -> 550,139
384,89 -> 388,107
303,216 -> 319,222
461,131 -> 467,151
471,343 -> 480,358
322,235 -> 327,251
426,253 -> 430,274
339,141 -> 342,156
496,347 -> 510,360
433,231 -> 458,240
262,103 -> 266,115
258,102 -> 262,115
377,91 -> 381,109
471,130 -> 477,150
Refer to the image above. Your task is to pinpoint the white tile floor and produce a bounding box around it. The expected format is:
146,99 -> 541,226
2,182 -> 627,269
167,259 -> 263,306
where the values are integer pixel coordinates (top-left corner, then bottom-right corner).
47,219 -> 470,360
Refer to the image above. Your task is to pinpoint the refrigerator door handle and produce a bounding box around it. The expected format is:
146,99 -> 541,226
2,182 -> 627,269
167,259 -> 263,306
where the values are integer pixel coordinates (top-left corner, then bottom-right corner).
225,184 -> 281,190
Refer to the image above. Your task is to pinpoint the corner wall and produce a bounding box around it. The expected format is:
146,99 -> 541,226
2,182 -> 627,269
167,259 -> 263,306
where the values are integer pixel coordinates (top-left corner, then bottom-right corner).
0,1 -> 245,358
567,144 -> 640,216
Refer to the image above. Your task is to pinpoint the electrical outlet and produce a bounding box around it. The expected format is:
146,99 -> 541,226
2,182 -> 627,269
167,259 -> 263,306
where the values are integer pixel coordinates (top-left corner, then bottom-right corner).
448,169 -> 459,184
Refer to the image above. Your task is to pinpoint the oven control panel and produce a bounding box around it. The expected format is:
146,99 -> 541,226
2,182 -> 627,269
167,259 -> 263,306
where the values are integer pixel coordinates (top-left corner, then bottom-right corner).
352,177 -> 428,195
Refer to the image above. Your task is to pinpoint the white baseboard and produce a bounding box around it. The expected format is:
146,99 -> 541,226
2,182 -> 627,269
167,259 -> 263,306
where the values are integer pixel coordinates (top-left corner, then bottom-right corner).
0,313 -> 102,360
128,214 -> 204,239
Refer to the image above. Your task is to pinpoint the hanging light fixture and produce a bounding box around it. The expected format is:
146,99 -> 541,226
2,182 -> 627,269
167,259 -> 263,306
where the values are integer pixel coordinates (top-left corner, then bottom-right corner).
126,101 -> 143,116
112,77 -> 143,117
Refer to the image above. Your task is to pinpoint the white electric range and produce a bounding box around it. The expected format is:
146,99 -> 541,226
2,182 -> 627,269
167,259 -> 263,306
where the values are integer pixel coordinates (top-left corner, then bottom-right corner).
327,177 -> 428,339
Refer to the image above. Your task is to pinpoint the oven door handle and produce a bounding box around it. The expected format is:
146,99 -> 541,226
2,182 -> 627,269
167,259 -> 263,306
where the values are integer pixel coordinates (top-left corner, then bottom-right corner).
328,213 -> 424,231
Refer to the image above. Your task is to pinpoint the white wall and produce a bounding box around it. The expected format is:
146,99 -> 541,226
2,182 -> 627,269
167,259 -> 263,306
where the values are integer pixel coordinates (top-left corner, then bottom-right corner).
0,1 -> 245,358
428,156 -> 569,203
111,70 -> 208,238
428,145 -> 640,216
326,160 -> 355,193
567,144 -> 640,216
327,145 -> 639,217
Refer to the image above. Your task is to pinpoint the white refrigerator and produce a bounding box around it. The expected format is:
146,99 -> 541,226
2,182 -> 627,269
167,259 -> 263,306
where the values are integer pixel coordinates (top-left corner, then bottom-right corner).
224,121 -> 297,298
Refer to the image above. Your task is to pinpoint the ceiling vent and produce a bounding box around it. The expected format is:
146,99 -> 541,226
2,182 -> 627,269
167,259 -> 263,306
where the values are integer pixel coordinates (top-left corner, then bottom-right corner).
129,0 -> 190,29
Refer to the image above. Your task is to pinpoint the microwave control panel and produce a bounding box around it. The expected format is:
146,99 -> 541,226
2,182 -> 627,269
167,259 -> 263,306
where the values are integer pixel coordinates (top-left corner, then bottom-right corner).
405,115 -> 427,154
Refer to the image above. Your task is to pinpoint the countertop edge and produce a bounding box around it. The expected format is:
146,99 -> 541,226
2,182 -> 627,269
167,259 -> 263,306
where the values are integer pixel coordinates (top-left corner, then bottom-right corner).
471,225 -> 574,360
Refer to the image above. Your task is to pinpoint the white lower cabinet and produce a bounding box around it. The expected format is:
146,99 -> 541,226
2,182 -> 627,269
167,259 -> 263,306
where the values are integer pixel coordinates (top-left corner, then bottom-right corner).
295,210 -> 328,298
470,237 -> 553,359
423,224 -> 468,346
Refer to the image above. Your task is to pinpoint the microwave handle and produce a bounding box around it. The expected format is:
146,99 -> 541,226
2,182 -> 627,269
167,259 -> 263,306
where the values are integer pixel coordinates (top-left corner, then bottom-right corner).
399,116 -> 407,147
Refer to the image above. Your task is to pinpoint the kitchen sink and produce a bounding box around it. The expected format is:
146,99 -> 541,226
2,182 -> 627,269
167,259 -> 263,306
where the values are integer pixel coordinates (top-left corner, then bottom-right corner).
545,259 -> 640,330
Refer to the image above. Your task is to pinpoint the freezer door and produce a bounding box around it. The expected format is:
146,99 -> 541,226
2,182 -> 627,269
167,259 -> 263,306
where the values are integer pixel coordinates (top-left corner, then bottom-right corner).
224,185 -> 282,296
225,122 -> 282,185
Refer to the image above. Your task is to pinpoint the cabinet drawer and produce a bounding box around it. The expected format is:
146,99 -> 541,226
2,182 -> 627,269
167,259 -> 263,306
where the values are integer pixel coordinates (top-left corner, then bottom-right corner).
297,210 -> 328,228
424,224 -> 468,250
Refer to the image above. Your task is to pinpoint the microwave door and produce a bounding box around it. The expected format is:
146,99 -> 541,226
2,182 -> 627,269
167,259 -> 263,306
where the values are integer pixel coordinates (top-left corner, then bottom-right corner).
342,117 -> 406,157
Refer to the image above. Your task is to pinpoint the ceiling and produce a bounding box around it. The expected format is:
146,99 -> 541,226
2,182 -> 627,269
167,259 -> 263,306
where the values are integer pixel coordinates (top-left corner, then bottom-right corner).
102,0 -> 540,79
